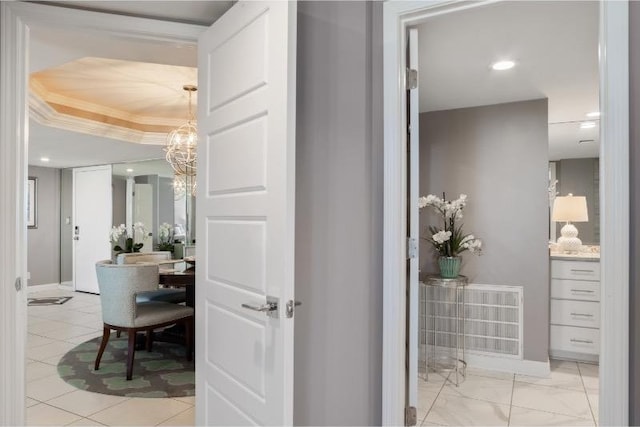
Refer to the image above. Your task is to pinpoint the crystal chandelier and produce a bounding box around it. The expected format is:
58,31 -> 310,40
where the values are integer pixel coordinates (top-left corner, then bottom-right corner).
173,173 -> 197,199
165,85 -> 197,177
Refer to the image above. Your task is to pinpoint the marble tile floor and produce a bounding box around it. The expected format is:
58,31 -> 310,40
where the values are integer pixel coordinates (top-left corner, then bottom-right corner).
25,287 -> 195,426
418,361 -> 599,426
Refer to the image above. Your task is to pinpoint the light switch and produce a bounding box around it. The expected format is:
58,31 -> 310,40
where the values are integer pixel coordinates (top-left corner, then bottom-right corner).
65,217 -> 70,225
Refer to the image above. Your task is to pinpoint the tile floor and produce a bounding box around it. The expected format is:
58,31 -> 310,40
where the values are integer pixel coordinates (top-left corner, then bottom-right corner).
26,288 -> 195,426
417,361 -> 599,426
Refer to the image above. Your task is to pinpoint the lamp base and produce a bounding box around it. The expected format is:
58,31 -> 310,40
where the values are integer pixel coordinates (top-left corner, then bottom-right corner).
557,223 -> 582,253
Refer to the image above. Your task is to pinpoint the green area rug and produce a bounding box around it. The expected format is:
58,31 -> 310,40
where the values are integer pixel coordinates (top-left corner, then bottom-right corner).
57,334 -> 194,398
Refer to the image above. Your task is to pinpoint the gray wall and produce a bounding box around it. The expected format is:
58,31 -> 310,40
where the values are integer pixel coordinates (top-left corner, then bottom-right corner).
294,1 -> 382,425
60,169 -> 73,283
27,166 -> 61,286
419,99 -> 549,362
112,176 -> 127,227
629,1 -> 640,423
555,158 -> 599,245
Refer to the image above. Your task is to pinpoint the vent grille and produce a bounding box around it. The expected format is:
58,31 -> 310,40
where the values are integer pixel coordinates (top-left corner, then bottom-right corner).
419,284 -> 523,360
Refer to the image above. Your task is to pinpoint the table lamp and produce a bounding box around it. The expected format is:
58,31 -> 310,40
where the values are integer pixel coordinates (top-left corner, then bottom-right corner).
552,193 -> 589,253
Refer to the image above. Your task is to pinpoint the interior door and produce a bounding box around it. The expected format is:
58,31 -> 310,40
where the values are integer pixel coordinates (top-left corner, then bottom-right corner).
73,165 -> 112,293
196,1 -> 297,425
407,27 -> 420,424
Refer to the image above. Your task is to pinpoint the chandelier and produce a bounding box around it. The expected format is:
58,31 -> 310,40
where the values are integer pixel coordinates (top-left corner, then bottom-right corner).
173,173 -> 197,199
165,84 -> 197,177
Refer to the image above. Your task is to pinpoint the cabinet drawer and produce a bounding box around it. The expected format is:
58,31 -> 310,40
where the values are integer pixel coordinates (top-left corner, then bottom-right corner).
550,325 -> 599,355
550,279 -> 600,302
551,260 -> 600,281
550,299 -> 600,328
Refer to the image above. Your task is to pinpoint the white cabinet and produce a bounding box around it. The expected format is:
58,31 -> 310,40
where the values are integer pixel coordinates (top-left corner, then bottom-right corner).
549,258 -> 600,362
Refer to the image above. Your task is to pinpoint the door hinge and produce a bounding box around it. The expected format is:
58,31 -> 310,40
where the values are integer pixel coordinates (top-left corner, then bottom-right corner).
405,68 -> 418,90
14,277 -> 22,292
407,237 -> 418,259
405,406 -> 417,426
286,300 -> 302,318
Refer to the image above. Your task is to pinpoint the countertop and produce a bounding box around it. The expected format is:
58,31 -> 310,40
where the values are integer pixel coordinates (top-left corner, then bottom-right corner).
550,251 -> 600,261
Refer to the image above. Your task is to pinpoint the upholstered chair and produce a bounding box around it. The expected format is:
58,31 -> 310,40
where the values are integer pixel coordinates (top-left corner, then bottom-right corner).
116,251 -> 186,305
94,260 -> 194,380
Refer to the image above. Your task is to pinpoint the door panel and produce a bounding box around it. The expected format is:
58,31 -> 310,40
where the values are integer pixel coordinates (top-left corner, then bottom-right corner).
133,183 -> 153,253
73,165 -> 112,294
196,2 -> 297,425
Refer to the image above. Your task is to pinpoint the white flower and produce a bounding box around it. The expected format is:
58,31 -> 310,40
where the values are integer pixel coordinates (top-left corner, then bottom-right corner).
109,225 -> 124,243
432,230 -> 452,244
158,223 -> 173,241
418,196 -> 428,209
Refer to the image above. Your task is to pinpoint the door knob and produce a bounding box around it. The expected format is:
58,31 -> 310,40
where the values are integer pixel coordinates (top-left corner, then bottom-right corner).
241,296 -> 278,318
73,236 -> 79,240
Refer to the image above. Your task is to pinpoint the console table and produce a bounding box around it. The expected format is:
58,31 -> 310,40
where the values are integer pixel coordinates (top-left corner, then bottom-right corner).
421,275 -> 468,386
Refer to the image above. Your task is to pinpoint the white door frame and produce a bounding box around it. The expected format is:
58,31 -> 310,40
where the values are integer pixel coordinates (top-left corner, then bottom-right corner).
382,1 -> 629,426
0,3 -> 205,424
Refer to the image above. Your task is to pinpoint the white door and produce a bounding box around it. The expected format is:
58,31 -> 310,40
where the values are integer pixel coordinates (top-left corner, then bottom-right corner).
73,165 -> 112,293
195,1 -> 297,426
407,27 -> 420,420
133,183 -> 153,253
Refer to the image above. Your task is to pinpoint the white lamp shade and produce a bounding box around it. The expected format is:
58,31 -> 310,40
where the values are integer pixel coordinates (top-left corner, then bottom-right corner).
552,195 -> 588,222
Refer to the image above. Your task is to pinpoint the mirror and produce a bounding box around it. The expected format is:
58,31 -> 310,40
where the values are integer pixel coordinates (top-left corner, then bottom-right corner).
548,120 -> 600,246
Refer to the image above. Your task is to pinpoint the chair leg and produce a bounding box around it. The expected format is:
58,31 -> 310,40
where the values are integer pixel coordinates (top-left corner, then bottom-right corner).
94,326 -> 111,371
116,330 -> 122,338
184,317 -> 193,362
126,329 -> 136,380
145,330 -> 153,352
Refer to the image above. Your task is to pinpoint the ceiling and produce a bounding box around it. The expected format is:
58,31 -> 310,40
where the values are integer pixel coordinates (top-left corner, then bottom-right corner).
29,1 -> 599,169
416,1 -> 599,160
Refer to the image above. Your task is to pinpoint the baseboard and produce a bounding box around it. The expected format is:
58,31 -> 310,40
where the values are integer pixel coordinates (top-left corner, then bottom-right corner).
465,353 -> 551,377
58,281 -> 73,290
27,283 -> 61,294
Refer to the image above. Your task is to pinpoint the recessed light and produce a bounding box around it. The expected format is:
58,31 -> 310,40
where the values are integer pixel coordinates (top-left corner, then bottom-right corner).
126,168 -> 134,173
580,121 -> 597,129
40,157 -> 50,162
491,60 -> 515,71
586,111 -> 600,118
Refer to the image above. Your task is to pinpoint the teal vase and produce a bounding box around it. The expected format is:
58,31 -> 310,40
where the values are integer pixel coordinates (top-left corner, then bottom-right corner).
438,256 -> 461,278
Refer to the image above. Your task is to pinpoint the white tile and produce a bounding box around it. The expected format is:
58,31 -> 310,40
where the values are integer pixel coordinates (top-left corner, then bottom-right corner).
28,320 -> 71,335
516,367 -> 584,391
26,403 -> 82,426
578,363 -> 599,392
509,406 -> 595,426
465,367 -> 514,381
587,391 -> 599,423
26,373 -> 78,402
550,359 -> 580,373
26,340 -> 76,362
89,397 -> 191,426
157,407 -> 195,426
25,397 -> 40,408
172,396 -> 196,405
26,361 -> 59,382
425,394 -> 509,426
417,384 -> 441,422
45,325 -> 101,341
441,374 -> 513,405
27,333 -> 55,349
64,331 -> 103,345
47,390 -> 130,418
512,382 -> 592,419
66,418 -> 106,426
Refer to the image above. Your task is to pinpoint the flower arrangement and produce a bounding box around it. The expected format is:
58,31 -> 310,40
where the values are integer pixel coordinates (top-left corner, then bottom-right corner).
110,222 -> 147,254
156,222 -> 175,252
419,193 -> 482,258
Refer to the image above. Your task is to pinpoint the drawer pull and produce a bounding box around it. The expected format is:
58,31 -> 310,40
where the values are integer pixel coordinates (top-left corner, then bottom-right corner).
570,312 -> 594,318
570,338 -> 594,344
570,289 -> 595,293
570,269 -> 595,274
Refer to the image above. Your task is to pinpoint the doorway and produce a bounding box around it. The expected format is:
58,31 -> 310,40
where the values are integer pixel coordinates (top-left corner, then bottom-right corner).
382,1 -> 629,426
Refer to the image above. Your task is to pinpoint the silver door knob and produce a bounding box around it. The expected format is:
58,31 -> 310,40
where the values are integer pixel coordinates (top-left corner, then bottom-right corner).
241,296 -> 278,318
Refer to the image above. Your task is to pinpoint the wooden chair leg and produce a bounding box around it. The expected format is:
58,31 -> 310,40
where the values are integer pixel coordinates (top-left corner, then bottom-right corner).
184,317 -> 193,362
94,326 -> 111,371
126,329 -> 136,380
145,330 -> 153,352
116,330 -> 121,338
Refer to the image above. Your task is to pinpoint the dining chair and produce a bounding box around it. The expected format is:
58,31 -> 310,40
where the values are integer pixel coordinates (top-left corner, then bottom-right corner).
116,251 -> 186,304
94,260 -> 194,380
